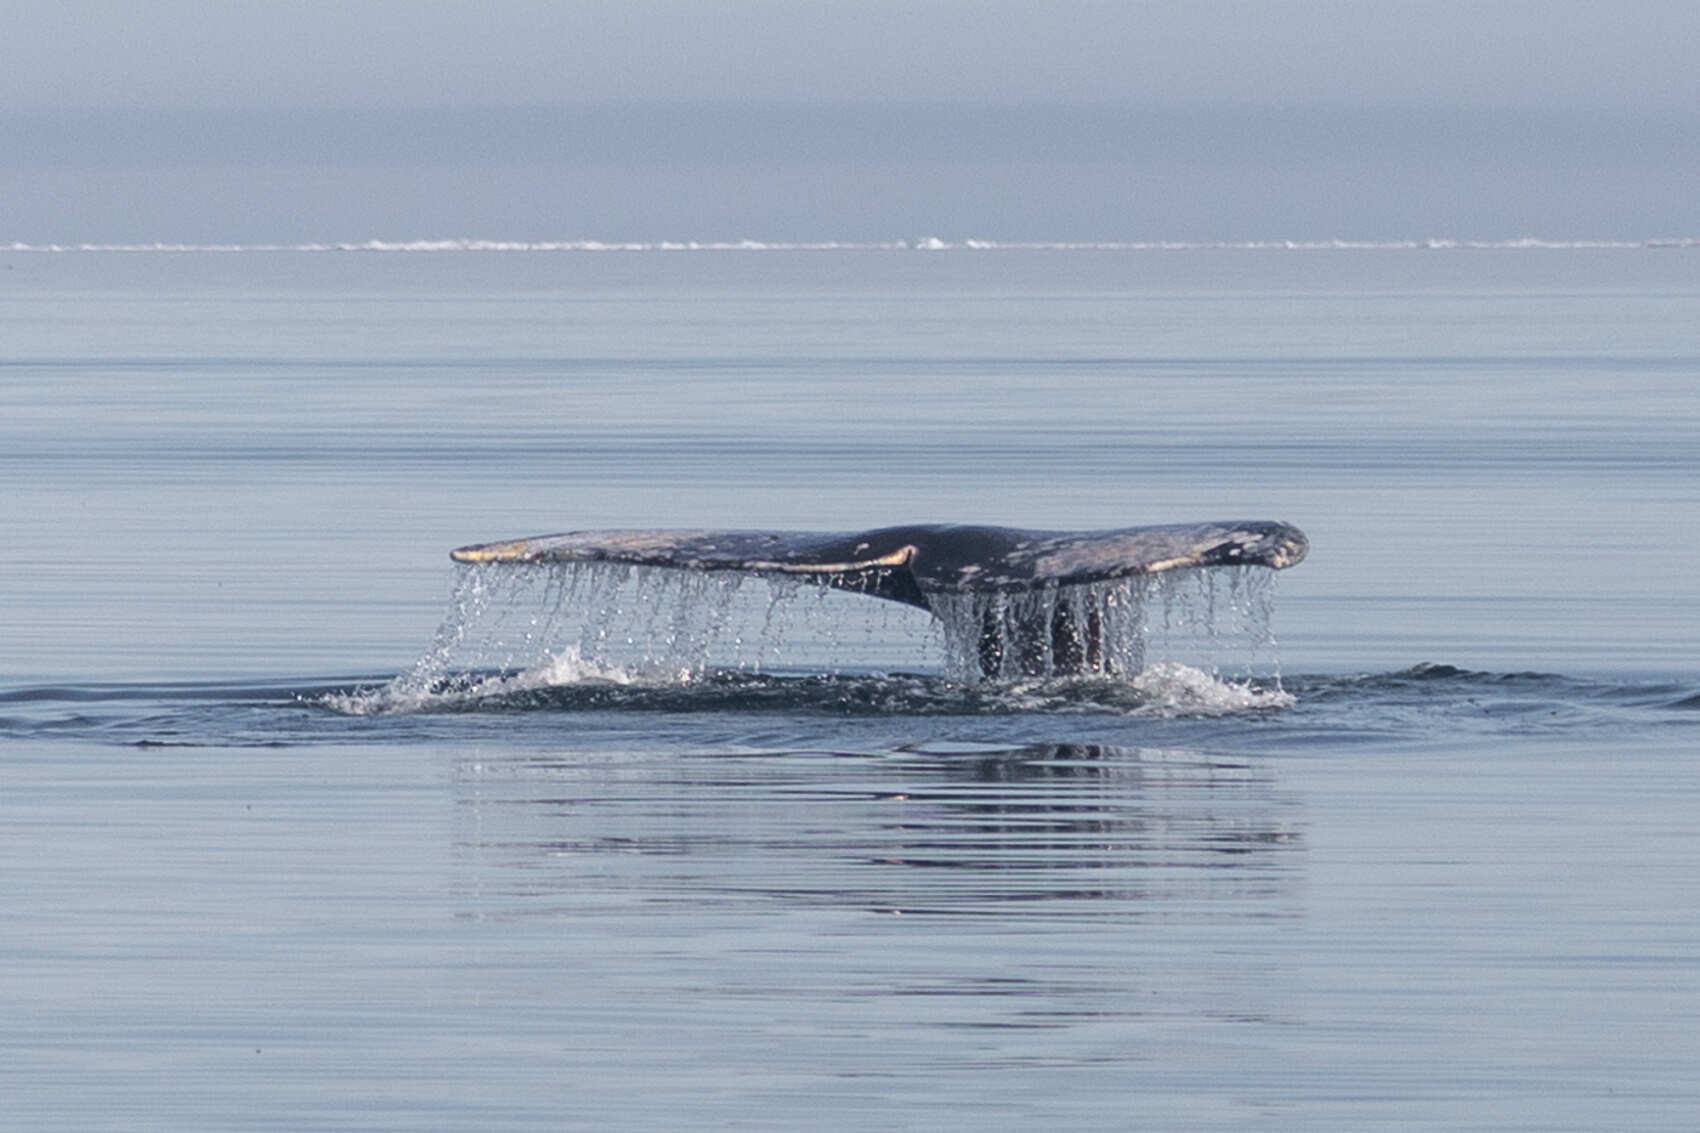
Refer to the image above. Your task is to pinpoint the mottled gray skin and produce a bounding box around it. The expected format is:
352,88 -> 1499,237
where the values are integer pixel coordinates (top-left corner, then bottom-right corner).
452,521 -> 1307,609
451,522 -> 1307,678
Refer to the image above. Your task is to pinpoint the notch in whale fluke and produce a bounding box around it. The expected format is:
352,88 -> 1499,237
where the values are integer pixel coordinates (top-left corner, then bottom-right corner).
449,521 -> 1308,611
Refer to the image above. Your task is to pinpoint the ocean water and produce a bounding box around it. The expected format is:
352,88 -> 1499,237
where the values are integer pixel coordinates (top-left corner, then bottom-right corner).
3,246 -> 1698,1130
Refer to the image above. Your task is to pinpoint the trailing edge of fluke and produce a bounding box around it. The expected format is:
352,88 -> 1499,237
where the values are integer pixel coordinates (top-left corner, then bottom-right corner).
449,521 -> 1308,611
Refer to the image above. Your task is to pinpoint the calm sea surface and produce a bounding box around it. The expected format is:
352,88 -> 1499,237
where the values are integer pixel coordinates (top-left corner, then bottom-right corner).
4,248 -> 1698,1129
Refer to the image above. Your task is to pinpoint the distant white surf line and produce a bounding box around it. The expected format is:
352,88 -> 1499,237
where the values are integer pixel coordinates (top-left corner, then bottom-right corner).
8,237 -> 1699,253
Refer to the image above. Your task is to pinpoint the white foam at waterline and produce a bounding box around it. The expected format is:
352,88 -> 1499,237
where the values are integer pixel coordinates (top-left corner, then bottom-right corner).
940,662 -> 1293,716
323,645 -> 640,715
1126,661 -> 1294,714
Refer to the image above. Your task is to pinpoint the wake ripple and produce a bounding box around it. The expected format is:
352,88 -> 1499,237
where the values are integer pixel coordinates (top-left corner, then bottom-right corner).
1274,663 -> 1700,742
3,665 -> 1694,749
6,663 -> 1693,748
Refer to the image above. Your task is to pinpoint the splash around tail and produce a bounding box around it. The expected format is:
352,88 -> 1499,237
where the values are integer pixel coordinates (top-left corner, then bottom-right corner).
325,657 -> 1292,718
334,524 -> 1300,715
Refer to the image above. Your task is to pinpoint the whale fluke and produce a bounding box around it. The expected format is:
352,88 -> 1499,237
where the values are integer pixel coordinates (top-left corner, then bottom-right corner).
451,523 -> 1306,678
451,521 -> 1306,609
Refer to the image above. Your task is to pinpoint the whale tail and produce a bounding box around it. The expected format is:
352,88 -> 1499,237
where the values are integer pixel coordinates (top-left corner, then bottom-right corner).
449,521 -> 1307,676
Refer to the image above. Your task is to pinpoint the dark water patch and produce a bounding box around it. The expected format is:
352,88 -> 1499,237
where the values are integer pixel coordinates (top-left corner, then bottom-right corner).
129,738 -> 295,749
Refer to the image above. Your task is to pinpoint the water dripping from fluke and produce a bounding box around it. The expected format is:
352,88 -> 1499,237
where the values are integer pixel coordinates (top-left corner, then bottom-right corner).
329,554 -> 1294,716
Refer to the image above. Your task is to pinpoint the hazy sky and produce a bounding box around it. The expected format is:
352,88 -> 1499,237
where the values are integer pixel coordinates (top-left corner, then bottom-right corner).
5,1 -> 1698,241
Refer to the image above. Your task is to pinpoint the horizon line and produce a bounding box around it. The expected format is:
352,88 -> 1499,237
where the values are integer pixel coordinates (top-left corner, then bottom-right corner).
8,236 -> 1699,254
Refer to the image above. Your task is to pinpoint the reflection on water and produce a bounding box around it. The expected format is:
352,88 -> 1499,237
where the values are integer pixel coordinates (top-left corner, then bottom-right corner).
453,742 -> 1302,922
441,738 -> 1309,1100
